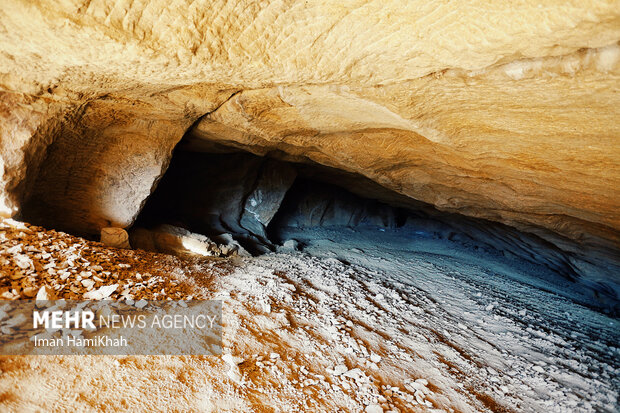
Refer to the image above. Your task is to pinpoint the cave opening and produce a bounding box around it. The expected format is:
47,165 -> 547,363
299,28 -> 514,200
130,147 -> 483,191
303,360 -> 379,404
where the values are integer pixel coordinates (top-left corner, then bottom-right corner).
14,126 -> 618,314
133,144 -> 414,256
126,137 -> 620,315
132,140 -> 583,291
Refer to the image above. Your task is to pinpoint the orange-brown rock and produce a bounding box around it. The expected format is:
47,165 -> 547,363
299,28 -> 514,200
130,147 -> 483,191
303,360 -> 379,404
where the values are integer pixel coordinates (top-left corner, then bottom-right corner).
0,1 -> 618,257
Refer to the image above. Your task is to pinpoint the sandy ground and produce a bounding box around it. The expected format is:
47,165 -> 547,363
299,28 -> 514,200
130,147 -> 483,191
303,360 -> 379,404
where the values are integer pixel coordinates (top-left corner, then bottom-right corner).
0,220 -> 618,412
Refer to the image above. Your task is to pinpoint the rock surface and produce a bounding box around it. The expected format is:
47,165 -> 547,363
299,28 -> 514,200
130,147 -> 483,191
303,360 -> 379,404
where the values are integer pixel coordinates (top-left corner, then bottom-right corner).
100,227 -> 130,249
273,179 -> 400,229
270,177 -> 620,311
130,224 -> 236,258
136,152 -> 296,253
240,160 -> 297,238
0,2 -> 618,267
1,214 -> 618,411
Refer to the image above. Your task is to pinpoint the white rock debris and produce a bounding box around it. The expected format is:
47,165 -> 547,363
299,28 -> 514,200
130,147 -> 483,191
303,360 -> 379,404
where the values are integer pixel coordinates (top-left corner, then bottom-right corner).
0,220 -> 618,412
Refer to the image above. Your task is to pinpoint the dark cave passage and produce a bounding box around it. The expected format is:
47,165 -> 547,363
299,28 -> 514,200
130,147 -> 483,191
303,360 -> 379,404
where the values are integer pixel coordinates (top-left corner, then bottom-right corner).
15,130 -> 619,315
133,143 -> 562,268
130,143 -> 620,315
134,148 -> 413,255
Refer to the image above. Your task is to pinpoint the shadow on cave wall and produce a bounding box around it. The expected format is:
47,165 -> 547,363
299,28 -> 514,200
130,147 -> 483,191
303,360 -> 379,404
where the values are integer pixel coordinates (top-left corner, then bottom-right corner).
19,132 -> 618,315
133,142 -> 620,315
135,148 -> 587,282
134,149 -> 408,254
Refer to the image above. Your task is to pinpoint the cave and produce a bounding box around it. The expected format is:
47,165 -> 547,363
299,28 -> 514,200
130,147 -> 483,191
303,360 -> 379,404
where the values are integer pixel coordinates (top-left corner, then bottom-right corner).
1,2 -> 619,412
96,136 -> 616,316
133,145 -> 413,255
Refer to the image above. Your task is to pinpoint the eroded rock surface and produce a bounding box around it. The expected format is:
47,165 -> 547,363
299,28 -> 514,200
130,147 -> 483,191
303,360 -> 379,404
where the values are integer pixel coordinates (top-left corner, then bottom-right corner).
130,224 -> 242,258
240,160 -> 297,239
136,152 -> 297,253
189,66 -> 620,256
100,227 -> 131,249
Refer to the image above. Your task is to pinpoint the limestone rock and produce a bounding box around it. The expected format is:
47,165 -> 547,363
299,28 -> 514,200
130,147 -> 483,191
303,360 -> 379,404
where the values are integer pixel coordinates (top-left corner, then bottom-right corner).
83,284 -> 118,300
130,225 -> 224,258
0,1 -> 617,247
100,228 -> 131,249
138,152 -> 263,239
35,286 -> 53,303
240,160 -> 297,238
365,405 -> 383,413
137,152 -> 295,252
215,233 -> 251,258
0,1 -> 617,295
189,74 -> 620,253
273,179 -> 398,228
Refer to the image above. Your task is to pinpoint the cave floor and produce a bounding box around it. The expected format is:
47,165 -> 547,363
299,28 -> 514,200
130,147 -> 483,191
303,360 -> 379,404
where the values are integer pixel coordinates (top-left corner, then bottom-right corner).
0,220 -> 618,412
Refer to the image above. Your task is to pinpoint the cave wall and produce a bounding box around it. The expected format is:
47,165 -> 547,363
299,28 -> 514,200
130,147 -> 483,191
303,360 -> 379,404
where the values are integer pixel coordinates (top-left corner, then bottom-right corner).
0,2 -> 618,274
0,86 -> 236,235
270,179 -> 401,229
0,92 -> 68,217
188,67 -> 620,259
134,149 -> 619,311
136,151 -> 297,252
269,176 -> 619,313
240,160 -> 297,239
19,99 -> 189,235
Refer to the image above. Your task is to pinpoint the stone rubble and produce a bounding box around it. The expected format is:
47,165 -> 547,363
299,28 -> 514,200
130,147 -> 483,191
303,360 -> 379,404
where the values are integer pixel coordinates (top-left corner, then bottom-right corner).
3,219 -> 614,411
130,224 -> 242,259
0,219 -> 226,303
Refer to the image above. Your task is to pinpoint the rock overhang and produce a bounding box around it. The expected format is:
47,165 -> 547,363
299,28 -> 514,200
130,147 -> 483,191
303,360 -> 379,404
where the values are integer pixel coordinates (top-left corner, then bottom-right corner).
0,1 -> 618,311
